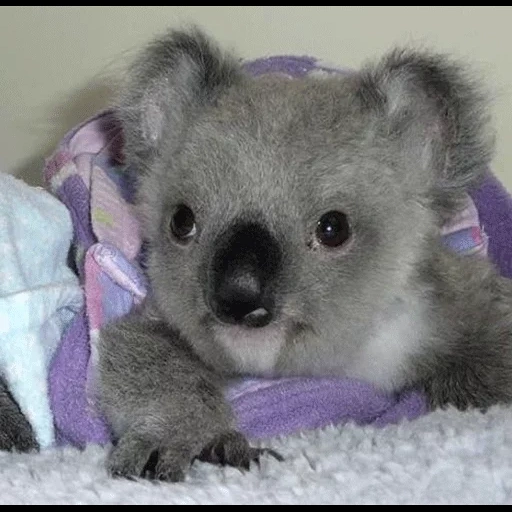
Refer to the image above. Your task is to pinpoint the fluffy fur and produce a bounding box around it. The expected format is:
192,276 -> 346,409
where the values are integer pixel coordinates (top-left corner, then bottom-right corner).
0,378 -> 37,453
4,27 -> 511,482
94,27 -> 512,481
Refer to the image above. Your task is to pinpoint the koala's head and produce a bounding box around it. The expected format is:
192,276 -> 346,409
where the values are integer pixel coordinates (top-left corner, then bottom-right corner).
117,28 -> 493,379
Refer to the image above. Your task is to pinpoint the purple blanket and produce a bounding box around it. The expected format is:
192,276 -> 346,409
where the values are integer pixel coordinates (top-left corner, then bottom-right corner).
44,56 -> 511,448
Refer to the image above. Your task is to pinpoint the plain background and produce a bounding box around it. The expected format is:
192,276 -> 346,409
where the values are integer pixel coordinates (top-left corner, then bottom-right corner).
1,6 -> 511,189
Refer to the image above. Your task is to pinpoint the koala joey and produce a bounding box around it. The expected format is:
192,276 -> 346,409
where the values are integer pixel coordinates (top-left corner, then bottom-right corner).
98,27 -> 512,482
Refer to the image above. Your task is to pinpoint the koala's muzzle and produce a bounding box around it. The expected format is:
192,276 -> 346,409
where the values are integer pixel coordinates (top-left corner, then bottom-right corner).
209,222 -> 281,328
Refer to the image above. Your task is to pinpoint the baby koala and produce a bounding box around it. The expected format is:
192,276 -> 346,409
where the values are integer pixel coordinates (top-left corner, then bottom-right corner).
98,27 -> 512,482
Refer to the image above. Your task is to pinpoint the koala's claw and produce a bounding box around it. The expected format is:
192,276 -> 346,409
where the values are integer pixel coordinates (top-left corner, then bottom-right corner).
107,434 -> 188,483
109,454 -> 187,483
196,430 -> 283,471
108,430 -> 282,482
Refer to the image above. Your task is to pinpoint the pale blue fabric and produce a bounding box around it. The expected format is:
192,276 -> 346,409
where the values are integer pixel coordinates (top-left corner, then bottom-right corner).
0,173 -> 83,449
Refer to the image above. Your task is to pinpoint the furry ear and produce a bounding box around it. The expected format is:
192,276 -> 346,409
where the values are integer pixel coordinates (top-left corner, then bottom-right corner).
116,27 -> 242,170
356,48 -> 494,214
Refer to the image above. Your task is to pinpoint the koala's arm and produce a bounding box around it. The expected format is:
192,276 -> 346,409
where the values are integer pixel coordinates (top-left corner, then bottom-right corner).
98,313 -> 273,481
414,251 -> 512,410
0,377 -> 38,452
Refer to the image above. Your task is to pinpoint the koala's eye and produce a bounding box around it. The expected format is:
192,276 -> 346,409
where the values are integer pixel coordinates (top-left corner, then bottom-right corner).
170,204 -> 197,242
315,211 -> 351,248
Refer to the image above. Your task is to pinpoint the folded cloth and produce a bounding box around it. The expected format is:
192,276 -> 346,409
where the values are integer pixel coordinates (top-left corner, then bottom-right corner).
45,56 -> 495,447
45,112 -> 143,447
0,173 -> 83,449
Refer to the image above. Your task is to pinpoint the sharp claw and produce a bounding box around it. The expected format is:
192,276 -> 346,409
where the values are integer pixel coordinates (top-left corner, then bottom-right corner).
111,470 -> 138,482
141,449 -> 159,479
252,453 -> 262,468
215,443 -> 226,465
205,446 -> 216,464
265,448 -> 284,462
195,431 -> 283,472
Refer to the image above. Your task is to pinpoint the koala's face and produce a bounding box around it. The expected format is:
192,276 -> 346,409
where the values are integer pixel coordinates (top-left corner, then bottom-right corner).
120,30 -> 491,384
141,75 -> 434,378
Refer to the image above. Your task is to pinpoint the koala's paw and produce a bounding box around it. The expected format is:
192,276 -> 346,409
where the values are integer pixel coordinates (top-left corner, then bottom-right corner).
108,429 -> 282,482
0,392 -> 39,453
0,425 -> 39,453
196,430 -> 283,470
107,432 -> 190,482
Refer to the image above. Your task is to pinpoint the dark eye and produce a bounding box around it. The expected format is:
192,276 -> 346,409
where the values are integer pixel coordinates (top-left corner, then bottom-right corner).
315,211 -> 351,248
170,204 -> 197,242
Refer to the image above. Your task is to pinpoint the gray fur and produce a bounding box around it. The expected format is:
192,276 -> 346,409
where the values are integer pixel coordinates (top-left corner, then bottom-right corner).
0,377 -> 38,453
96,27 -> 511,482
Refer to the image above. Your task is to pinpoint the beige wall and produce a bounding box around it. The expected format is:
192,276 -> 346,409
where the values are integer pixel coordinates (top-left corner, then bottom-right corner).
1,6 -> 511,188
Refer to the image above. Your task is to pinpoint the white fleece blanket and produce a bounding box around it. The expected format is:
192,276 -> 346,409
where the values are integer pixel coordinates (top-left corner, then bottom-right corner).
0,405 -> 510,505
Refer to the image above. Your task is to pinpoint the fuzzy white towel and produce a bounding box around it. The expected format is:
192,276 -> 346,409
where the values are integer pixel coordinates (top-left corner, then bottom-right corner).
0,173 -> 83,449
0,405 -> 510,504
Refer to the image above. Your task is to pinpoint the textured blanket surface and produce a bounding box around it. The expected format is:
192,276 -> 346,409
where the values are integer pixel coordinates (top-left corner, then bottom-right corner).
0,405 -> 511,504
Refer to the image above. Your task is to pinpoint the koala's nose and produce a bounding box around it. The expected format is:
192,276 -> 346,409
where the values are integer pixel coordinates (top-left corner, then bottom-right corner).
215,263 -> 272,327
209,222 -> 281,328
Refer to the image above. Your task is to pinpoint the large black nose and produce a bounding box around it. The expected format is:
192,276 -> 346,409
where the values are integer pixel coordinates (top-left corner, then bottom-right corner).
209,222 -> 281,328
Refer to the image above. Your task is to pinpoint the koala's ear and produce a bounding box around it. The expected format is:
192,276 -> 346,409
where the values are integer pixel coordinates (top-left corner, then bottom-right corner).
116,27 -> 242,169
356,48 -> 494,213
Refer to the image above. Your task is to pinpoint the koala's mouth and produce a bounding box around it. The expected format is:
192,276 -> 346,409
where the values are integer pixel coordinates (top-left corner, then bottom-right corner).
209,304 -> 274,329
211,320 -> 288,375
206,311 -> 312,376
